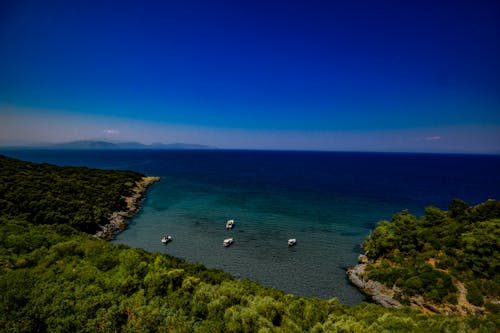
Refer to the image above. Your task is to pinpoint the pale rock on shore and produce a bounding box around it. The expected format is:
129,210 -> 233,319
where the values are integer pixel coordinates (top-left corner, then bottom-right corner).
96,176 -> 160,240
347,256 -> 403,308
347,254 -> 488,316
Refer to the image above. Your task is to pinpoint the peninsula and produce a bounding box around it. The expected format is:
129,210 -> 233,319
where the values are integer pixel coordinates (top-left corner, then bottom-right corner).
96,175 -> 160,239
348,200 -> 500,316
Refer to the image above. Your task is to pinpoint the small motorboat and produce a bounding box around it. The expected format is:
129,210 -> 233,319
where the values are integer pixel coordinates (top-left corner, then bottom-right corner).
226,219 -> 234,229
161,235 -> 173,244
288,238 -> 297,247
223,238 -> 234,247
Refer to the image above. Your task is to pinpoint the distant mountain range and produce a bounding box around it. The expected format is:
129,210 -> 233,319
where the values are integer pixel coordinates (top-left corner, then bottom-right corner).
2,140 -> 217,150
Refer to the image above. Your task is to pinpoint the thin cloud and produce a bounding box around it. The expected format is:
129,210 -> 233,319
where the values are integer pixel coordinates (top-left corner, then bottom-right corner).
415,135 -> 441,142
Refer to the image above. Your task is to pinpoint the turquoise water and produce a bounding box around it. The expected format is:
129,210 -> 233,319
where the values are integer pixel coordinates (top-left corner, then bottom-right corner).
3,149 -> 500,305
115,178 -> 373,305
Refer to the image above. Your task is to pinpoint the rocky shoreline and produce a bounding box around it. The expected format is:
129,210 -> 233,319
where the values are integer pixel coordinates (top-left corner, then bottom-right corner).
347,255 -> 486,316
96,176 -> 160,240
347,256 -> 403,308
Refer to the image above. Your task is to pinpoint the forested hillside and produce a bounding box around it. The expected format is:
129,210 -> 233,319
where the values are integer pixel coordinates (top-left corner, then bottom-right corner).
0,155 -> 143,233
0,155 -> 497,332
361,199 -> 499,315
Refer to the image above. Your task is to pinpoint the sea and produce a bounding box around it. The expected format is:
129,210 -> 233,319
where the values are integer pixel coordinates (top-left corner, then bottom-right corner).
3,149 -> 500,305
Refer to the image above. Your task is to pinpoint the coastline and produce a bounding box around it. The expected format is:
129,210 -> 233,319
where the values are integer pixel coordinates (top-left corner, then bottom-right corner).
96,176 -> 160,240
346,256 -> 403,309
347,255 -> 485,316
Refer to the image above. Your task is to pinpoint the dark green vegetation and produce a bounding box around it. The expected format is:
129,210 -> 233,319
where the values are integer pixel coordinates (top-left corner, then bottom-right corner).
0,155 -> 498,332
364,199 -> 500,311
0,155 -> 143,233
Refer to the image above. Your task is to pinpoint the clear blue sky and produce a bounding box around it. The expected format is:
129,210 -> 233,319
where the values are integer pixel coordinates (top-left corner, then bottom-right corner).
1,0 -> 499,153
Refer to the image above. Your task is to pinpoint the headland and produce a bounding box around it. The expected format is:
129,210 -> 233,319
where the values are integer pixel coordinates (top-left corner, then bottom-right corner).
96,176 -> 160,239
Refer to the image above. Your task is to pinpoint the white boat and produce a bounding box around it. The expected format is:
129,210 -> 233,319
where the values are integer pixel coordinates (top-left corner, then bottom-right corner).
226,219 -> 234,229
288,238 -> 297,247
161,235 -> 172,244
223,238 -> 234,247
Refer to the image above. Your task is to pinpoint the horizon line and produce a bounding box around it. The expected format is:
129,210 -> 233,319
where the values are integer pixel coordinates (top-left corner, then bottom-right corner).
1,144 -> 498,157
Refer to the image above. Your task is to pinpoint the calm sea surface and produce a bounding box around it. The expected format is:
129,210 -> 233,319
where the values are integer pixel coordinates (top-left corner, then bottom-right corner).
3,149 -> 500,305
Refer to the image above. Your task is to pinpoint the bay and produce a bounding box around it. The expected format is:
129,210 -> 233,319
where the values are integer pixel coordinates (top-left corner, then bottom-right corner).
3,149 -> 499,305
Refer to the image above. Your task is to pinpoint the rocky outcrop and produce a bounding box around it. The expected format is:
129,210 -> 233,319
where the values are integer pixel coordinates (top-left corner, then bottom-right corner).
347,255 -> 487,316
96,176 -> 160,240
347,261 -> 402,308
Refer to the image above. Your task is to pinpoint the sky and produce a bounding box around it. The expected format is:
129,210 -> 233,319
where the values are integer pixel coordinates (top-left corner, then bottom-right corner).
0,0 -> 499,153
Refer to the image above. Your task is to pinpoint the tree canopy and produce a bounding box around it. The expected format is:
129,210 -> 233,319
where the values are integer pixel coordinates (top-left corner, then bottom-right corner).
0,155 -> 142,233
363,198 -> 500,312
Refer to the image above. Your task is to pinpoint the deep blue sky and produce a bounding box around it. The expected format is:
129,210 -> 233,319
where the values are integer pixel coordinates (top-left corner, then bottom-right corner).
1,0 -> 499,152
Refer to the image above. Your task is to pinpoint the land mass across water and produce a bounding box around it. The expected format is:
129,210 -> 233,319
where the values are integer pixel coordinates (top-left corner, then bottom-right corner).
0,140 -> 217,150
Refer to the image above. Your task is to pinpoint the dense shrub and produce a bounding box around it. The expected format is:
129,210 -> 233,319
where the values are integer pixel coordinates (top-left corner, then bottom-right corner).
364,199 -> 499,308
466,282 -> 485,307
0,155 -> 142,233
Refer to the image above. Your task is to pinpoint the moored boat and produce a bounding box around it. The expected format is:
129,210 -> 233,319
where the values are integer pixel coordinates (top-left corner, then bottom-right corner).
226,219 -> 234,229
223,238 -> 234,247
161,235 -> 173,244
